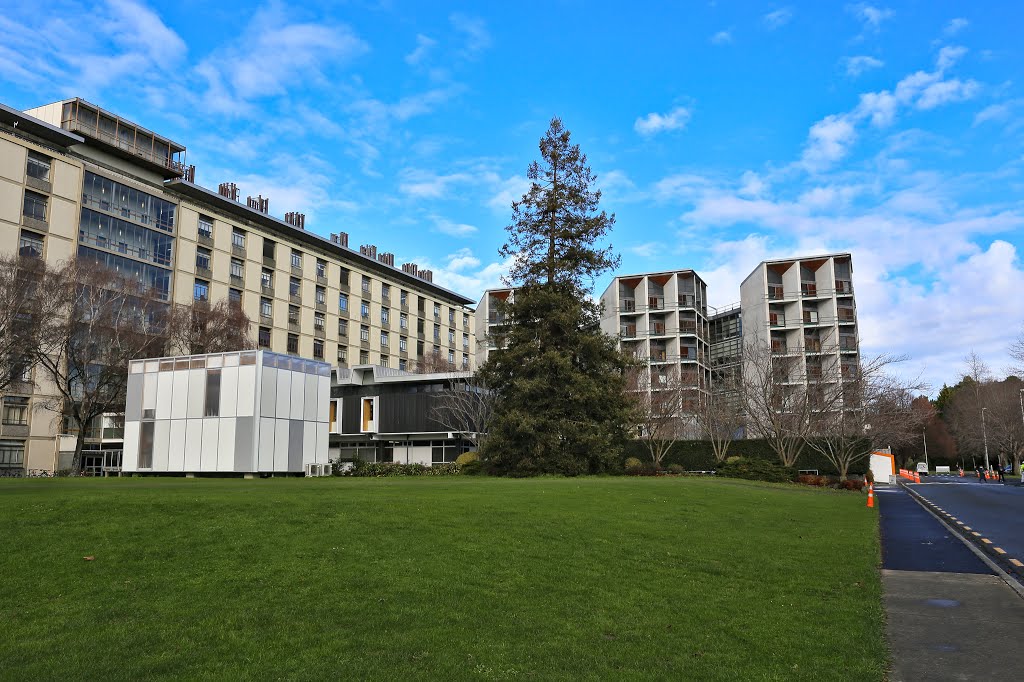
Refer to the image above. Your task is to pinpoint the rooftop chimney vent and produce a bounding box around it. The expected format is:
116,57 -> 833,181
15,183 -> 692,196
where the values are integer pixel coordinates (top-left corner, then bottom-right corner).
218,182 -> 239,201
247,195 -> 269,213
285,212 -> 305,229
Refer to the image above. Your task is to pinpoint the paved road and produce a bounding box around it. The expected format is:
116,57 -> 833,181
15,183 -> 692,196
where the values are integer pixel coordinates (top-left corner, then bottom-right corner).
908,476 -> 1024,570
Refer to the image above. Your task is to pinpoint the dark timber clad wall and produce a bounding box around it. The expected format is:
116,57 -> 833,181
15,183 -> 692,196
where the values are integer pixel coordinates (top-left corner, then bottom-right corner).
334,382 -> 448,435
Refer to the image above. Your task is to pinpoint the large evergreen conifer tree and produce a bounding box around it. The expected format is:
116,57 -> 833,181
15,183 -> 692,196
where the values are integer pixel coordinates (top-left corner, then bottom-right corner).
479,118 -> 634,475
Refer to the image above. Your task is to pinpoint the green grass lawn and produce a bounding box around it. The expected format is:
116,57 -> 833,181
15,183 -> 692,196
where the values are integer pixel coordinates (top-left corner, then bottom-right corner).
0,477 -> 884,681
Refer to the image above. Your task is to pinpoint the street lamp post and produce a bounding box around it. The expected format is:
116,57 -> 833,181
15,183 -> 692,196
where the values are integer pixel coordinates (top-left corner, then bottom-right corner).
981,407 -> 991,474
922,428 -> 929,473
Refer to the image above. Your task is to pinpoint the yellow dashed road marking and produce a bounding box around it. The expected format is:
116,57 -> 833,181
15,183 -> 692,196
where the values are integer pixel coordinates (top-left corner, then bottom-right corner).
995,548 -> 1006,555
972,532 -> 981,537
1011,559 -> 1024,567
981,538 -> 992,544
964,526 -> 972,531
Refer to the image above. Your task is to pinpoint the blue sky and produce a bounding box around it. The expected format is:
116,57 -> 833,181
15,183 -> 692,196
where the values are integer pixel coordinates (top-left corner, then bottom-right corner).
2,1 -> 1023,391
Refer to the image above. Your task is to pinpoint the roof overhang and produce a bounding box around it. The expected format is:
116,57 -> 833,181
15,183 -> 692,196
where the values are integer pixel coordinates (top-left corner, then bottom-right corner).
0,102 -> 84,147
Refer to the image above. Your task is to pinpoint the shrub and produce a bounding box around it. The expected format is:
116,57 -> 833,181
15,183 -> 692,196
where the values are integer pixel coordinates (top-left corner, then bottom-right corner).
667,463 -> 685,475
716,457 -> 793,483
624,457 -> 644,473
797,474 -> 826,487
459,460 -> 485,476
837,479 -> 865,491
331,460 -> 461,477
455,451 -> 480,466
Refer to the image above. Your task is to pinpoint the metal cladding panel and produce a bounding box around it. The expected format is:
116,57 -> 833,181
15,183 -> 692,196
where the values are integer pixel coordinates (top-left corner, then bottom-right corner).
275,370 -> 291,422
288,419 -> 303,472
316,376 -> 330,422
171,370 -> 189,420
142,372 -> 157,413
303,374 -> 317,422
153,419 -> 171,471
236,366 -> 256,417
234,416 -> 254,471
273,419 -> 290,471
341,395 -> 361,434
217,419 -> 236,472
125,376 -> 142,422
187,369 -> 205,418
289,373 -> 305,421
315,427 -> 328,465
167,419 -> 186,471
155,370 -> 173,420
122,420 -> 140,471
184,419 -> 202,471
302,421 -> 316,467
200,418 -> 219,471
220,366 -> 239,418
260,367 -> 277,418
259,417 -> 276,471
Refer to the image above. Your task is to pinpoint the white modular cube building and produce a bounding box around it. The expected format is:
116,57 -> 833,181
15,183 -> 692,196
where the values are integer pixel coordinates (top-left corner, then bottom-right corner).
122,350 -> 331,474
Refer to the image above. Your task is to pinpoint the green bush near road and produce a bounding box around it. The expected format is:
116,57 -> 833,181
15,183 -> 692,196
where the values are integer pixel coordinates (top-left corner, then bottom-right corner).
0,477 -> 885,680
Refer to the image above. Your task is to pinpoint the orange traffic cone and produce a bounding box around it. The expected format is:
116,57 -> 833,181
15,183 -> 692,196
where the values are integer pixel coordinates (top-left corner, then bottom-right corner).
915,471 -> 921,484
867,483 -> 874,508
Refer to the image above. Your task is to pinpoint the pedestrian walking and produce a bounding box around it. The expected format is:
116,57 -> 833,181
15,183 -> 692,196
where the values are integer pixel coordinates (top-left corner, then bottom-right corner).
997,464 -> 1005,483
976,465 -> 985,482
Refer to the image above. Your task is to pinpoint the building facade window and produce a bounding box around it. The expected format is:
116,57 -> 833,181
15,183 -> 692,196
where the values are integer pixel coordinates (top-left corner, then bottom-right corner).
0,441 -> 25,469
381,308 -> 390,324
448,350 -> 455,365
380,355 -> 389,368
81,171 -> 176,231
434,324 -> 441,341
400,312 -> 408,329
361,275 -> 371,293
316,259 -> 327,279
360,300 -> 370,319
261,268 -> 273,290
400,290 -> 408,306
287,334 -> 299,354
228,288 -> 242,306
339,293 -> 349,312
449,309 -> 455,324
195,246 -> 211,271
339,346 -> 348,364
193,279 -> 209,302
26,152 -> 51,181
433,303 -> 441,318
313,339 -> 324,360
260,298 -> 272,318
338,319 -> 348,336
463,333 -> 469,349
399,336 -> 407,352
289,276 -> 301,298
381,331 -> 389,347
360,325 -> 369,342
314,312 -> 325,331
463,313 -> 469,327
339,267 -> 349,285
399,359 -> 407,371
288,305 -> 300,325
381,284 -> 390,301
232,228 -> 246,250
359,350 -> 369,364
448,329 -> 455,344
197,215 -> 213,239
79,208 -> 174,266
316,286 -> 326,305
19,230 -> 43,258
263,238 -> 275,261
291,250 -> 303,269
258,327 -> 271,348
23,190 -> 47,221
2,397 -> 29,425
229,258 -> 244,279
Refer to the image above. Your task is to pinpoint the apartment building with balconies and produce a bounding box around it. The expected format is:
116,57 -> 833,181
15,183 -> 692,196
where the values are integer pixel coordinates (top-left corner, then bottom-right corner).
739,253 -> 859,394
599,270 -> 713,415
473,288 -> 513,367
0,98 -> 476,474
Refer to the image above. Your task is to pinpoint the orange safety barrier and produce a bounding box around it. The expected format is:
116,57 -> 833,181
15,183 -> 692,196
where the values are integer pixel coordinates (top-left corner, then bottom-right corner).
867,483 -> 875,508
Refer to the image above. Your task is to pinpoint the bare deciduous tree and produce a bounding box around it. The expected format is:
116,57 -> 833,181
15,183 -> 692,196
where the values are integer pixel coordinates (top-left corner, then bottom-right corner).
625,360 -> 695,468
31,260 -> 167,472
804,355 -> 928,479
431,373 -> 495,450
695,374 -> 746,463
166,298 -> 254,356
0,255 -> 47,392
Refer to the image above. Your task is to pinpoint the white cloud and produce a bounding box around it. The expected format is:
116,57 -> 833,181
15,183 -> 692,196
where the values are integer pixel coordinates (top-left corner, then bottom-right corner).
847,4 -> 893,31
432,216 -> 479,237
944,18 -> 969,36
449,13 -> 491,57
739,171 -> 768,198
801,115 -> 857,171
487,175 -> 532,212
418,252 -> 513,301
629,242 -> 662,258
634,106 -> 692,136
398,169 -> 475,199
916,78 -> 980,110
710,30 -> 733,45
763,8 -> 794,30
405,34 -> 437,66
444,248 -> 482,270
936,45 -> 968,71
973,99 -> 1024,127
845,55 -> 884,77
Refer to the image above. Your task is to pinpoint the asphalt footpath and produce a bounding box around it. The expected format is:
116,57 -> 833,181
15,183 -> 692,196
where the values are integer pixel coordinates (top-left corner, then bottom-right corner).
877,484 -> 1023,681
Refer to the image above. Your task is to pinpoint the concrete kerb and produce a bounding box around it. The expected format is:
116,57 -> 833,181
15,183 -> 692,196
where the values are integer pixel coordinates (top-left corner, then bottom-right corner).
898,481 -> 1024,599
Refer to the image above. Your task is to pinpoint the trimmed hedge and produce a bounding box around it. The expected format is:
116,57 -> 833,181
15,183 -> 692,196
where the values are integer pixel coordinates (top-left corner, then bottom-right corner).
333,461 -> 461,477
624,439 -> 870,476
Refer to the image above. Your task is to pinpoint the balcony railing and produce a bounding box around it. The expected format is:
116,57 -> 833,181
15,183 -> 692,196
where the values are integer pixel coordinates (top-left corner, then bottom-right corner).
769,315 -> 786,328
648,296 -> 665,310
678,294 -> 696,308
838,310 -> 855,323
621,299 -> 636,312
620,325 -> 638,338
804,339 -> 822,353
835,280 -> 853,294
771,342 -> 787,354
800,282 -> 818,297
839,338 -> 858,351
650,323 -> 667,335
768,285 -> 785,300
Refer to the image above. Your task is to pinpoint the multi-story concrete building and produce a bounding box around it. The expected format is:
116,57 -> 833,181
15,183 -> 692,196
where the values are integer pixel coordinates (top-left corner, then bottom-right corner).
738,253 -> 859,391
473,288 -> 513,367
599,270 -> 712,413
709,303 -> 742,387
0,98 -> 475,474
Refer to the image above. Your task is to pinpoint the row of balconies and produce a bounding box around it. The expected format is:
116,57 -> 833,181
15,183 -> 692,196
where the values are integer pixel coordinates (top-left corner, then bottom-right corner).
767,280 -> 854,301
619,294 -> 701,313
